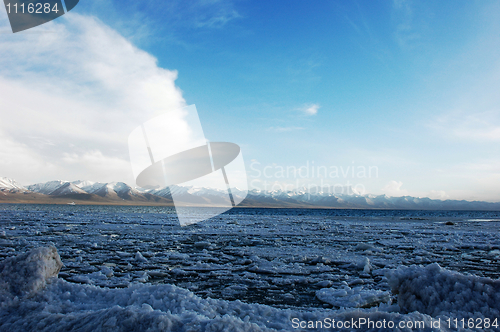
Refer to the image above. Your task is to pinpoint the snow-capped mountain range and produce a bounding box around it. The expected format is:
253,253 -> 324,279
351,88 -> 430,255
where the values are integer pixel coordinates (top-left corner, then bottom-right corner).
1,176 -> 500,210
0,177 -> 27,191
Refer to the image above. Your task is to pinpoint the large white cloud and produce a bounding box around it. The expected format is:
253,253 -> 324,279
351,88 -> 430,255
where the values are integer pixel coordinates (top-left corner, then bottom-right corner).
0,13 -> 185,185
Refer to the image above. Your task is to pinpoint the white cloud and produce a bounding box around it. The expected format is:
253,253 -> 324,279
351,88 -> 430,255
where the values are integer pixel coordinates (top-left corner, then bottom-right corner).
427,190 -> 449,200
0,13 -> 186,185
301,103 -> 320,116
0,131 -> 58,185
381,180 -> 409,197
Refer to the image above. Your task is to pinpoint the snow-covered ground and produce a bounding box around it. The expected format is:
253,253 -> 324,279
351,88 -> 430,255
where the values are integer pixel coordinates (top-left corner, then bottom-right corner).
1,205 -> 499,331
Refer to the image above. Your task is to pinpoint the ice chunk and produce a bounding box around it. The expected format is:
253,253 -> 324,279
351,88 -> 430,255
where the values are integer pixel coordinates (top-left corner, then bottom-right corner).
355,243 -> 382,252
0,246 -> 62,298
316,280 -> 333,288
316,285 -> 391,308
167,252 -> 190,260
100,266 -> 114,278
147,271 -> 169,277
387,263 -> 500,318
135,251 -> 148,263
134,271 -> 149,283
194,241 -> 212,249
357,257 -> 371,273
116,251 -> 133,257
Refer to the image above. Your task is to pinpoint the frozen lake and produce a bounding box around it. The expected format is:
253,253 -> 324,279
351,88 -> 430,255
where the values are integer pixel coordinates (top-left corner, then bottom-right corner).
1,205 -> 499,310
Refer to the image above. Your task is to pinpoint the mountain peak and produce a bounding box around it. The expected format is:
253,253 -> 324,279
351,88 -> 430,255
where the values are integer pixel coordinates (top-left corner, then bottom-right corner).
0,177 -> 27,191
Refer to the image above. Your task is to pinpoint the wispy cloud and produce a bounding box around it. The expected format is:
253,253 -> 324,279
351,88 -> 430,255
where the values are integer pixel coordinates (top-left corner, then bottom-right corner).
267,126 -> 304,133
391,0 -> 422,49
430,110 -> 500,142
301,103 -> 320,116
191,0 -> 241,28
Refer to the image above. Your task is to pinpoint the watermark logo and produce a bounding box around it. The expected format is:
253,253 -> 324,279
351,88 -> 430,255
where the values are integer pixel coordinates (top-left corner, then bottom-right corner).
128,105 -> 248,226
248,160 -> 379,197
3,0 -> 79,33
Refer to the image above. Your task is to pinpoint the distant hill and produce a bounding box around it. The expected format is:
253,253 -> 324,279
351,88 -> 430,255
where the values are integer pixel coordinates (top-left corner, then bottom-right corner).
1,176 -> 499,210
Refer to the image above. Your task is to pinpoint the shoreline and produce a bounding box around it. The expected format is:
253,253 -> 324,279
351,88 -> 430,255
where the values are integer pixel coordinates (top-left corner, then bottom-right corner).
1,200 -> 500,211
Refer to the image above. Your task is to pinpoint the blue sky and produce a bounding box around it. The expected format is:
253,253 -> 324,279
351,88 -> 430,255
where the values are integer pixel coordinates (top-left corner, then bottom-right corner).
0,0 -> 499,201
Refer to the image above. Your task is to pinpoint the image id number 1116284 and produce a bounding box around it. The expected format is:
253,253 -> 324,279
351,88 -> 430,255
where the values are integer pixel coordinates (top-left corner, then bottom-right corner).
5,2 -> 59,14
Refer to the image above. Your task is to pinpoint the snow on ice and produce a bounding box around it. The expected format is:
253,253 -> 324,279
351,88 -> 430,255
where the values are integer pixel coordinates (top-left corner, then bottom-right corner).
0,245 -> 498,331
